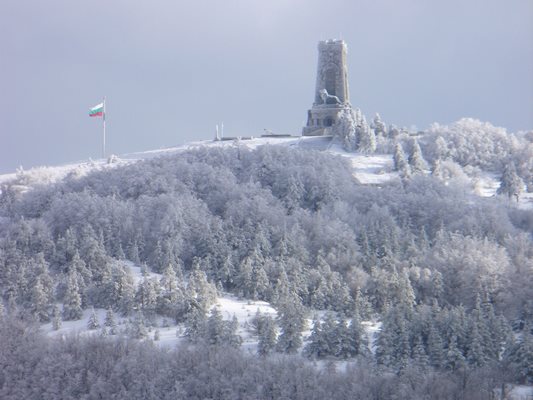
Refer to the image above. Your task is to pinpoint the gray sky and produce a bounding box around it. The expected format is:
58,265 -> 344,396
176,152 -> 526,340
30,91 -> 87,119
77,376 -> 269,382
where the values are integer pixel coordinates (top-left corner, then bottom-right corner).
1,0 -> 532,173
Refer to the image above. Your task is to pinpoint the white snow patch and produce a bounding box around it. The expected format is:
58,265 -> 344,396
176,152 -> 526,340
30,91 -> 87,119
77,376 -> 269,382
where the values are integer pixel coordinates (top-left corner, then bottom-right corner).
505,385 -> 533,400
123,260 -> 162,286
212,294 -> 277,353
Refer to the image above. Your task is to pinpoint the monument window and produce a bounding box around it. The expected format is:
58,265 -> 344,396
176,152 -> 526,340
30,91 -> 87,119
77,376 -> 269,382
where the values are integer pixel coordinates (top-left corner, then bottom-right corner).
324,117 -> 334,127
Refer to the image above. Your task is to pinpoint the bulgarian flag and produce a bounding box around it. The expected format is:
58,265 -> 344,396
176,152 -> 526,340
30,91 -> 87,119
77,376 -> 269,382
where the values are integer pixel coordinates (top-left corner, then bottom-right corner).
89,102 -> 104,117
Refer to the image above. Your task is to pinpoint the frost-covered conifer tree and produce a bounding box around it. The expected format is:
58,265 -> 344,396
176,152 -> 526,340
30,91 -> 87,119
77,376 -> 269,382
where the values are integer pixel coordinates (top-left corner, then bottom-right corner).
445,335 -> 465,371
507,324 -> 533,384
333,108 -> 357,151
184,306 -> 207,342
304,318 -> 327,358
206,307 -> 225,345
52,305 -> 62,330
62,272 -> 83,321
29,278 -> 51,322
130,312 -> 148,339
356,116 -> 377,154
427,323 -> 445,368
408,139 -> 428,173
372,113 -> 387,137
276,295 -> 306,354
257,314 -> 277,356
393,142 -> 410,177
104,307 -> 117,335
87,307 -> 100,330
497,162 -> 524,201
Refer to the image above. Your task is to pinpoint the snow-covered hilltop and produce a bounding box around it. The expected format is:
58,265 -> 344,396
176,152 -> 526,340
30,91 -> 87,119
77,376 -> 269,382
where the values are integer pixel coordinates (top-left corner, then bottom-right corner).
3,129 -> 532,208
1,121 -> 532,397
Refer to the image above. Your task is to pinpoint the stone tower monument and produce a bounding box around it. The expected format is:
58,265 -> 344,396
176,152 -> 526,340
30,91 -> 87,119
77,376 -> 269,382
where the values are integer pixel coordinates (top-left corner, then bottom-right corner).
302,39 -> 351,136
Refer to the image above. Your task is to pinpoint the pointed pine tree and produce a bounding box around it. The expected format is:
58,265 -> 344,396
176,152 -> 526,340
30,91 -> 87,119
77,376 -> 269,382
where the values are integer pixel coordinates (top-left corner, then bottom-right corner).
276,294 -> 306,354
304,318 -> 327,359
258,314 -> 277,356
52,305 -> 62,331
393,142 -> 410,175
104,307 -> 117,335
445,334 -> 466,371
498,162 -> 524,202
62,271 -> 83,321
87,307 -> 100,330
408,139 -> 427,174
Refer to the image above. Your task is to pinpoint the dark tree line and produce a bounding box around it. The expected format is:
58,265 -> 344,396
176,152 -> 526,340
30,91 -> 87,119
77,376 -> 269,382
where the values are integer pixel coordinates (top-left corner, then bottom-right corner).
0,315 -> 527,400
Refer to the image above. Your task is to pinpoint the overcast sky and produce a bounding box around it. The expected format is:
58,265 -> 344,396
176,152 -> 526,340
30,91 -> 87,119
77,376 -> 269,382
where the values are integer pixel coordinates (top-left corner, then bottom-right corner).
1,0 -> 532,173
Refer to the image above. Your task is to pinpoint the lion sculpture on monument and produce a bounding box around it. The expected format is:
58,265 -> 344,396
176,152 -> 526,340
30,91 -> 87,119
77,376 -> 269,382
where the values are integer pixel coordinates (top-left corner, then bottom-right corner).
319,89 -> 341,105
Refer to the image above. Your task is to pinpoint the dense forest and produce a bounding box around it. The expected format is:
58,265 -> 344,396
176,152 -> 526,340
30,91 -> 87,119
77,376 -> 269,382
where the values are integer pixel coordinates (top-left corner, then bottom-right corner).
0,117 -> 532,397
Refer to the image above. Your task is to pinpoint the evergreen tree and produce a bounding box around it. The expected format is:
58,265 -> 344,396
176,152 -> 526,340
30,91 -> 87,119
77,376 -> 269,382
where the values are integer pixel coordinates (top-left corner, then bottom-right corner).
408,139 -> 428,173
52,305 -> 62,331
507,324 -> 533,384
412,334 -> 429,370
466,323 -> 486,367
356,116 -> 377,154
354,287 -> 372,320
104,307 -> 117,335
347,316 -> 368,358
372,113 -> 387,137
252,265 -> 270,301
393,142 -> 411,177
224,315 -> 242,348
434,135 -> 449,160
135,277 -> 158,316
376,325 -> 394,366
276,295 -> 306,354
257,314 -> 277,356
427,323 -> 445,368
29,278 -> 51,322
333,108 -> 357,151
130,312 -> 148,339
184,306 -> 207,342
113,264 -> 135,315
206,307 -> 225,345
87,307 -> 100,330
62,271 -> 83,321
304,318 -> 328,358
497,162 -> 524,201
395,318 -> 411,371
445,334 -> 465,371
187,259 -> 216,309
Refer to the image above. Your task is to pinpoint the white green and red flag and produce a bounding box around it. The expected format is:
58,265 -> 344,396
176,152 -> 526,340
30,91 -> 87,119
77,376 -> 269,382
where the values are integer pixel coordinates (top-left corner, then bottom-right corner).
89,102 -> 104,117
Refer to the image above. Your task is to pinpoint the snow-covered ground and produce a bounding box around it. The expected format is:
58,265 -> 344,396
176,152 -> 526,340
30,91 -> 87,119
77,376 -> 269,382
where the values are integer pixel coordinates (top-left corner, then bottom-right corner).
505,385 -> 533,400
40,259 -> 383,359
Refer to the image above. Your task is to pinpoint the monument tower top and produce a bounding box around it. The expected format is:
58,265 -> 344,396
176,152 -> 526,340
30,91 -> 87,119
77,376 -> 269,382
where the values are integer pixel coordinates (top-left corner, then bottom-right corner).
314,39 -> 350,105
303,39 -> 352,136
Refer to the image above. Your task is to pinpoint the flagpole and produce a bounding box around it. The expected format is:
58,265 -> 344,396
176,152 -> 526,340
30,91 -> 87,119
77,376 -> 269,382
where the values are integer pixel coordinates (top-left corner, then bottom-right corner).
103,97 -> 106,159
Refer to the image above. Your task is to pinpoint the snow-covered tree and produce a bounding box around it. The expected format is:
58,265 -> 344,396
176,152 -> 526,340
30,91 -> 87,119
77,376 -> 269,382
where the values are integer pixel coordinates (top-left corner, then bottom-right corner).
257,314 -> 277,356
87,307 -> 100,330
356,116 -> 376,154
497,162 -> 524,201
408,139 -> 428,173
372,113 -> 387,137
62,272 -> 83,321
276,295 -> 306,354
104,307 -> 117,335
52,305 -> 62,330
393,142 -> 410,176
